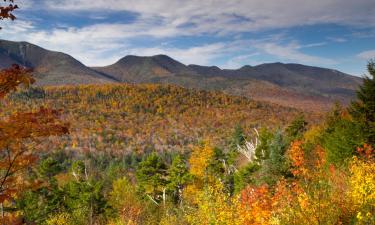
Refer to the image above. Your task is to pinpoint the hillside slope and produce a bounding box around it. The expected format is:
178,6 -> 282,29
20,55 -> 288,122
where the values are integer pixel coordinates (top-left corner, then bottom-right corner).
0,40 -> 362,111
4,84 -> 307,154
95,55 -> 361,111
0,39 -> 116,85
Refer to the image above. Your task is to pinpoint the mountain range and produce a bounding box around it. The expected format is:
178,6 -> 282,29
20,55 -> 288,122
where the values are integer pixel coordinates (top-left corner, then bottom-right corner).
0,39 -> 362,111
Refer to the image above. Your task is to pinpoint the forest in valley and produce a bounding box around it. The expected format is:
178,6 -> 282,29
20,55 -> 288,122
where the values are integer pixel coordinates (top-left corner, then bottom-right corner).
0,1 -> 375,225
0,61 -> 374,225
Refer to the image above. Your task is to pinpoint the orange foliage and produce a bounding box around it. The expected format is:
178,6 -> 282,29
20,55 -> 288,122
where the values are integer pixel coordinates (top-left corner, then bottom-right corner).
0,23 -> 69,221
356,144 -> 374,159
0,0 -> 18,29
1,84 -> 300,155
0,64 -> 34,98
288,141 -> 306,176
239,185 -> 272,225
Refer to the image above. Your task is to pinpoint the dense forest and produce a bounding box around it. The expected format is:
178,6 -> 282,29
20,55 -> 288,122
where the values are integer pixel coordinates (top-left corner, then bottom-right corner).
0,62 -> 374,224
2,83 -> 306,154
0,1 -> 374,224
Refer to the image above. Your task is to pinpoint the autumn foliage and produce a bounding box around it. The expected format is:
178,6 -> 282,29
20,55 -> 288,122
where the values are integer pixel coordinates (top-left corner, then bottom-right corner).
0,14 -> 69,221
0,0 -> 18,29
1,2 -> 374,223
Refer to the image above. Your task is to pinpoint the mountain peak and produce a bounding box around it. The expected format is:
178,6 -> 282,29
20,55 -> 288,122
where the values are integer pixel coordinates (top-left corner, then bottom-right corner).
0,39 -> 115,85
239,65 -> 253,70
1,39 -> 363,112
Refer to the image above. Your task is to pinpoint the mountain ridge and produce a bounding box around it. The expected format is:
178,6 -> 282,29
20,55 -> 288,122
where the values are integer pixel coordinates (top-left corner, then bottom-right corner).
0,39 -> 362,111
0,39 -> 116,85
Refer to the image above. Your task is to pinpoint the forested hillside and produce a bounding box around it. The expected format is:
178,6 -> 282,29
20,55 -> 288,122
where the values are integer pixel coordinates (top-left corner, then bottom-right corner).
0,1 -> 374,224
2,84 -> 303,155
0,64 -> 374,224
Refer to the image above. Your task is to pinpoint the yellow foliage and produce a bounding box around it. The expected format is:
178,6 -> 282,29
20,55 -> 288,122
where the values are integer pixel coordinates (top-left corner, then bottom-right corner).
108,177 -> 144,225
349,156 -> 375,224
184,141 -> 215,204
46,213 -> 73,225
1,84 -> 299,155
185,180 -> 239,225
189,141 -> 214,178
303,124 -> 324,144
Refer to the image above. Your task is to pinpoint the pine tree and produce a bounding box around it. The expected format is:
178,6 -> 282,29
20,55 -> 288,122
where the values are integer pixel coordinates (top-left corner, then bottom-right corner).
136,153 -> 168,203
285,114 -> 308,142
166,155 -> 191,204
259,130 -> 288,186
227,125 -> 246,165
350,60 -> 375,146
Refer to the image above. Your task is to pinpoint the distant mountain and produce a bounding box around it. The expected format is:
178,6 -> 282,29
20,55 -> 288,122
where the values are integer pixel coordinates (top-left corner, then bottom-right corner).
0,39 -> 116,85
0,40 -> 362,111
94,54 -> 362,111
92,55 -> 196,82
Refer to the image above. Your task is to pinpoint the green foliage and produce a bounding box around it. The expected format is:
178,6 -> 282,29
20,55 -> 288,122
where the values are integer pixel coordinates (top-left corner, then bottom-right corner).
17,186 -> 65,224
38,157 -> 64,179
227,125 -> 246,164
207,147 -> 236,194
229,125 -> 246,148
350,60 -> 375,146
107,177 -> 144,223
285,114 -> 308,142
71,160 -> 87,181
136,152 -> 168,202
233,163 -> 260,193
323,116 -> 364,165
255,128 -> 274,162
258,130 -> 289,186
166,155 -> 191,203
63,179 -> 107,224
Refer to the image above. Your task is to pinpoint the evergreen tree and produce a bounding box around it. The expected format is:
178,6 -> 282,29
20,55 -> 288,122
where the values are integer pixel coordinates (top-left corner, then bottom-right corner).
255,128 -> 274,162
63,179 -> 107,225
350,60 -> 375,146
38,157 -> 64,179
166,155 -> 191,204
136,153 -> 168,203
259,130 -> 288,186
227,124 -> 246,165
285,114 -> 308,142
207,147 -> 236,194
233,163 -> 260,193
17,157 -> 66,224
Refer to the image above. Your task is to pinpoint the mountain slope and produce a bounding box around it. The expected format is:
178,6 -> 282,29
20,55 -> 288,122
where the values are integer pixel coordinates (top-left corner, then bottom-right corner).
4,84 -> 306,154
94,55 -> 361,111
0,39 -> 117,85
0,40 -> 362,111
92,55 -> 196,82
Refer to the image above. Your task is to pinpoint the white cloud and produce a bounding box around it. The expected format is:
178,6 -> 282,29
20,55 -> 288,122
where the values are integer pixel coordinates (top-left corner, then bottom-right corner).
0,20 -> 334,67
125,43 -> 228,65
43,0 -> 375,36
253,41 -> 336,65
220,53 -> 261,69
357,49 -> 375,60
2,0 -> 363,68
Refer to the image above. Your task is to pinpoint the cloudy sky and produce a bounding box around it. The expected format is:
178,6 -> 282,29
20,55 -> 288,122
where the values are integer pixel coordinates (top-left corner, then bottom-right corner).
1,0 -> 375,76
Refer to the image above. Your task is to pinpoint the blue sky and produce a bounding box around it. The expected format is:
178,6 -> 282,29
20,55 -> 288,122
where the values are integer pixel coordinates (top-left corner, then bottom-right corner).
1,0 -> 375,76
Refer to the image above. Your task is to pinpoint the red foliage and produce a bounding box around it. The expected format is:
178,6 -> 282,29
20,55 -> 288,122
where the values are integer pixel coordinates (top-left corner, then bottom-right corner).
0,64 -> 34,98
0,0 -> 18,29
356,144 -> 374,160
